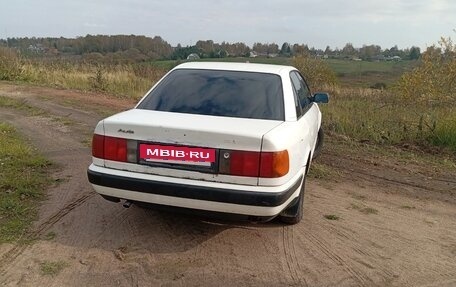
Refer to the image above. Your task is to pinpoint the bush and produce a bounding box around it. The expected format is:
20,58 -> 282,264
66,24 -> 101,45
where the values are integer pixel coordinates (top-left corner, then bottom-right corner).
0,47 -> 28,81
395,37 -> 456,103
370,82 -> 387,90
89,65 -> 107,91
292,56 -> 337,91
393,36 -> 456,151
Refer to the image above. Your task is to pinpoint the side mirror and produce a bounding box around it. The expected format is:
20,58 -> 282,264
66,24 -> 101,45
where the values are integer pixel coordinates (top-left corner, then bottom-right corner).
313,93 -> 329,104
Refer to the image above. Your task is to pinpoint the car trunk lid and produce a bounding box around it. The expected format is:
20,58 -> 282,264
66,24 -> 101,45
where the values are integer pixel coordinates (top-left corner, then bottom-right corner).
100,109 -> 283,185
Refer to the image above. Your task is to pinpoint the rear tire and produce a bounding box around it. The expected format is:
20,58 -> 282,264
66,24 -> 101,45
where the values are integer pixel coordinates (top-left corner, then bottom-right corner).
279,176 -> 306,225
312,127 -> 324,160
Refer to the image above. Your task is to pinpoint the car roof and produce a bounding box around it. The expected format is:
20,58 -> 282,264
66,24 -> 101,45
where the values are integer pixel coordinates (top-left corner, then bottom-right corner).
173,61 -> 296,75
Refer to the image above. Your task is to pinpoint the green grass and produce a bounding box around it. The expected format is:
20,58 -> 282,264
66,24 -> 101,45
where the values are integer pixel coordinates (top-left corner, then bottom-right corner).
321,86 -> 456,153
39,260 -> 68,276
0,123 -> 51,243
151,57 -> 416,88
325,59 -> 417,88
326,59 -> 414,74
0,96 -> 46,116
308,162 -> 333,179
324,214 -> 340,220
43,231 -> 57,240
431,115 -> 456,152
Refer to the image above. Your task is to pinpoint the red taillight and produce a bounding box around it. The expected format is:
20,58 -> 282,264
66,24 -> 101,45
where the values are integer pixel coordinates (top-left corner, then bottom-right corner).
92,134 -> 132,162
260,150 -> 289,178
104,136 -> 127,162
228,151 -> 260,177
219,149 -> 289,178
92,134 -> 104,159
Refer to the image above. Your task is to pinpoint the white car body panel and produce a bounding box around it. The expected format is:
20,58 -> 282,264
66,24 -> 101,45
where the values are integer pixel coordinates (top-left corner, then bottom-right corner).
94,185 -> 301,217
89,163 -> 304,216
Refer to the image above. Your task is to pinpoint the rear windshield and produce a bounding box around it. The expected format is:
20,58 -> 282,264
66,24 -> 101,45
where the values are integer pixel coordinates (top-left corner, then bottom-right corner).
137,69 -> 284,121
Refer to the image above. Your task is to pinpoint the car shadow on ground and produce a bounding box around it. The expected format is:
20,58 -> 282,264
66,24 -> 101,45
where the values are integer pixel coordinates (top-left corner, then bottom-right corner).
48,194 -> 284,255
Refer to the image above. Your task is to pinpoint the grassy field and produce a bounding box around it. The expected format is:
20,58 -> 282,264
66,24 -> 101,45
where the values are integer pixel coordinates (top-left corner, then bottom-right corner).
19,62 -> 166,99
151,57 -> 416,88
320,86 -> 456,152
0,48 -> 454,153
325,59 -> 417,87
0,122 -> 51,243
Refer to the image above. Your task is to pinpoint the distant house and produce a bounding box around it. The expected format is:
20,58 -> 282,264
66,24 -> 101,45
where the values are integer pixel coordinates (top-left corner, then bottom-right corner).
187,53 -> 200,60
27,44 -> 45,53
384,56 -> 402,61
249,51 -> 258,58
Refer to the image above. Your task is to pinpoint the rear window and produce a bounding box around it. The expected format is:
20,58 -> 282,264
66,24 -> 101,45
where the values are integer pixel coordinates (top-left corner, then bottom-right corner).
137,69 -> 284,121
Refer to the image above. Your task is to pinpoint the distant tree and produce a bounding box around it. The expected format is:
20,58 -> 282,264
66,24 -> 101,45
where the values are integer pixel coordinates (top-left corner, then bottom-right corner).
196,40 -> 215,58
220,42 -> 249,57
389,45 -> 400,56
324,46 -> 332,55
409,46 -> 421,60
341,43 -> 356,57
280,42 -> 291,56
267,43 -> 279,55
292,44 -> 309,56
253,43 -> 267,54
1,35 -> 174,60
171,45 -> 199,60
359,44 -> 381,61
123,48 -> 146,62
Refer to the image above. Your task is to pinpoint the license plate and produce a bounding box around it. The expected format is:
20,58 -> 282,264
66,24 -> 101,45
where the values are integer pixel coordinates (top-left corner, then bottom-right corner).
139,144 -> 216,166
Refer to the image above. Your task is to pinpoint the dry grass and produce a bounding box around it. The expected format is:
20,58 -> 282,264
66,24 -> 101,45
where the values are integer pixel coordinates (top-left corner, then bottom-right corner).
0,49 -> 166,99
20,61 -> 166,99
1,47 -> 455,152
321,85 -> 456,152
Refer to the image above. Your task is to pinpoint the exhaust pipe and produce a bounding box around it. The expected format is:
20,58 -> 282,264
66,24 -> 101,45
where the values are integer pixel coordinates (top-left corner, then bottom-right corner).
123,200 -> 133,208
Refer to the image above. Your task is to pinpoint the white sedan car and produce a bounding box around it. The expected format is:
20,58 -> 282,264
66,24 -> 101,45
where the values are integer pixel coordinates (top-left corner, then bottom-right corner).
87,62 -> 328,224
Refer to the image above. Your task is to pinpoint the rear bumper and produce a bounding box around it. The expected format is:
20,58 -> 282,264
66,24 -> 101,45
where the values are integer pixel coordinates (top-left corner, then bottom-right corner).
87,164 -> 303,217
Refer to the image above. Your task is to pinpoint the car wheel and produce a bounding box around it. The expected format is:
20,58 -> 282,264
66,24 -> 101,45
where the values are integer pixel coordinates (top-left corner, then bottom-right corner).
312,127 -> 324,160
279,176 -> 305,225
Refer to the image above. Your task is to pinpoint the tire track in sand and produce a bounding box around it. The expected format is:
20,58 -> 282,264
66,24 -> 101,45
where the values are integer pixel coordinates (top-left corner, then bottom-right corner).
282,226 -> 308,286
0,192 -> 94,274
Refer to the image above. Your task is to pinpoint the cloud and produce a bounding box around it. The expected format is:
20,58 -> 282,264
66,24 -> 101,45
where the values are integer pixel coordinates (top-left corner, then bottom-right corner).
0,0 -> 455,49
83,23 -> 106,28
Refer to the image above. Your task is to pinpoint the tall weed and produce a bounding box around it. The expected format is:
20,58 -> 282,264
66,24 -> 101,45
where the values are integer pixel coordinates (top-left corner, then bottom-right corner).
0,48 -> 29,81
292,56 -> 337,91
393,36 -> 456,151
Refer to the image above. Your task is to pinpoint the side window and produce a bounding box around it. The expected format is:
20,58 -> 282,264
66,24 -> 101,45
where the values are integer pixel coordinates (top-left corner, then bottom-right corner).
290,72 -> 312,114
289,73 -> 302,118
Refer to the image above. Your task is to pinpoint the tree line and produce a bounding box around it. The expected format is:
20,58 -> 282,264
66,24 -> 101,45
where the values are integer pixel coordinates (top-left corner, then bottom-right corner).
0,35 -> 421,62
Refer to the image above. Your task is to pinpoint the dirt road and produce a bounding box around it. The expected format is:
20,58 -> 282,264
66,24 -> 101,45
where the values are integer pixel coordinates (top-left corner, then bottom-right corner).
0,83 -> 455,287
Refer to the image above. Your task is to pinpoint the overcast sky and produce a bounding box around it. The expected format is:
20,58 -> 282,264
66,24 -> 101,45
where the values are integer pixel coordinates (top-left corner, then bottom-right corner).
1,0 -> 455,49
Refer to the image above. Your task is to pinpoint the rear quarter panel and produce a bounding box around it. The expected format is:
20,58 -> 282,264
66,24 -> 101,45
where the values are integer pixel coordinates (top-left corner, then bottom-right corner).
259,104 -> 321,187
259,69 -> 322,186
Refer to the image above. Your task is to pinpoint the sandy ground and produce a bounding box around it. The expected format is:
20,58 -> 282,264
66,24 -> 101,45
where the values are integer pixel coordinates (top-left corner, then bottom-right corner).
0,83 -> 455,287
